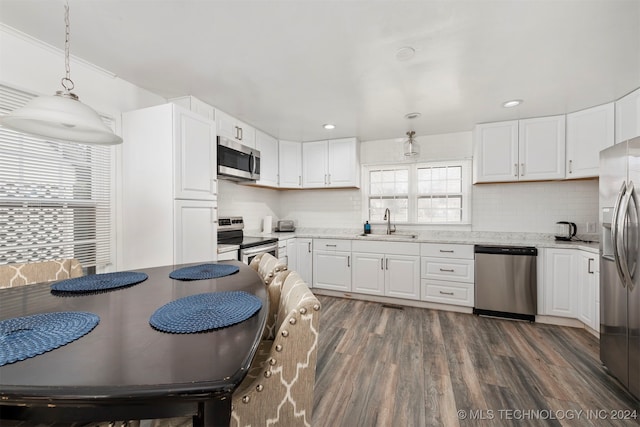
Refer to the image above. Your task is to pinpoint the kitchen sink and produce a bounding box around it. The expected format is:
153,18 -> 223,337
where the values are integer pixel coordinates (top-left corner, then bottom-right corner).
357,233 -> 418,239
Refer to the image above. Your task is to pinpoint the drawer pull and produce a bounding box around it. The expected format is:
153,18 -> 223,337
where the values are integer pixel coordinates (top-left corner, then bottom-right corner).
439,250 -> 454,253
325,244 -> 337,247
439,268 -> 455,272
439,291 -> 454,296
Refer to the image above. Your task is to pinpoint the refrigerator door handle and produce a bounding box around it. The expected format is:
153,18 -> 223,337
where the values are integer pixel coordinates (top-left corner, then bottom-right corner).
625,182 -> 638,290
612,181 -> 628,287
617,181 -> 637,289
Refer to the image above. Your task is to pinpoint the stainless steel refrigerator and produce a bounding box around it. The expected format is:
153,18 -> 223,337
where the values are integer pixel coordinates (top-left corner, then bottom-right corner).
600,137 -> 640,400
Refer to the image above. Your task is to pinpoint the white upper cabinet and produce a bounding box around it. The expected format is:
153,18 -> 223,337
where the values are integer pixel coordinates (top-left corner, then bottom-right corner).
174,108 -> 218,200
170,95 -> 215,121
215,109 -> 256,148
518,115 -> 565,181
616,88 -> 640,143
302,137 -> 360,188
254,130 -> 279,187
473,120 -> 519,183
474,116 -> 565,183
328,138 -> 360,187
278,140 -> 303,188
566,103 -> 614,179
302,141 -> 329,187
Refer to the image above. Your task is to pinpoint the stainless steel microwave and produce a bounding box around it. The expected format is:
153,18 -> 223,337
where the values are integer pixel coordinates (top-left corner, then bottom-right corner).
217,136 -> 261,181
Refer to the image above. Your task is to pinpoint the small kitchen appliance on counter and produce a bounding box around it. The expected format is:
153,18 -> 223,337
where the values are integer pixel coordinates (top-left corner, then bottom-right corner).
555,221 -> 577,241
274,220 -> 295,232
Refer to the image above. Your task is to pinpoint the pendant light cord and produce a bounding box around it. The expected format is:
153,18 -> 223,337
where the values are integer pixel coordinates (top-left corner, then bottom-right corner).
61,1 -> 74,93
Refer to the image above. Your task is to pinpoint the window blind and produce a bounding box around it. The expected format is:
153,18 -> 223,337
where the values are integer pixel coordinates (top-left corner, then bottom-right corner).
0,84 -> 113,268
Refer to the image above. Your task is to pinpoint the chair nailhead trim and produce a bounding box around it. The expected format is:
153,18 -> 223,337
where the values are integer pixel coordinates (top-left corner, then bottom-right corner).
264,370 -> 272,378
299,307 -> 307,314
256,384 -> 264,392
275,344 -> 283,352
289,318 -> 296,325
313,303 -> 320,311
281,330 -> 289,337
242,396 -> 250,403
269,357 -> 277,365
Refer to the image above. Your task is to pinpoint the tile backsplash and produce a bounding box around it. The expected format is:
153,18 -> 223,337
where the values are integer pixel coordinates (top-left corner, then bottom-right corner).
220,178 -> 599,235
472,179 -> 599,234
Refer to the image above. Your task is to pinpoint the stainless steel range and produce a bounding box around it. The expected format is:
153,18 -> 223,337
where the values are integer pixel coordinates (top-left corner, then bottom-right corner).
217,216 -> 278,264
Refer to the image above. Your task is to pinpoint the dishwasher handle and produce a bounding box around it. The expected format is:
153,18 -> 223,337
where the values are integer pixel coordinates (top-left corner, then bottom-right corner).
474,245 -> 537,256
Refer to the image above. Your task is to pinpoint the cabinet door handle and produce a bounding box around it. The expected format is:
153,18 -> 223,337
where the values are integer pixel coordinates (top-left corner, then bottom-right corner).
325,244 -> 337,247
347,256 -> 350,267
308,242 -> 311,253
239,127 -> 243,140
385,258 -> 389,270
520,163 -> 525,176
514,163 -> 518,177
299,176 -> 302,186
569,159 -> 573,174
439,291 -> 454,296
324,174 -> 328,185
439,268 -> 455,272
235,126 -> 240,140
381,258 -> 384,270
328,174 -> 331,185
439,249 -> 454,253
588,258 -> 594,274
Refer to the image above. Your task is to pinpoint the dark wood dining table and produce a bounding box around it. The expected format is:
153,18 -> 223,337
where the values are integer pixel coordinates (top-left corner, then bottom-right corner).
0,260 -> 267,427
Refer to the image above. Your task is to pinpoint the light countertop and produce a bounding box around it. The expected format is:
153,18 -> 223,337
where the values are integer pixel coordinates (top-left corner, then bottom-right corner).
251,228 -> 600,254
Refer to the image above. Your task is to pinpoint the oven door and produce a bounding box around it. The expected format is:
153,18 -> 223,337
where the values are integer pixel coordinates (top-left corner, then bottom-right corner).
240,242 -> 278,265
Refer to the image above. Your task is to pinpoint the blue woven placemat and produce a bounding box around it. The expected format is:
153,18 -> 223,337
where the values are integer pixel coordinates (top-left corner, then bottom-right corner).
149,291 -> 262,334
0,312 -> 99,366
51,271 -> 148,293
169,264 -> 239,281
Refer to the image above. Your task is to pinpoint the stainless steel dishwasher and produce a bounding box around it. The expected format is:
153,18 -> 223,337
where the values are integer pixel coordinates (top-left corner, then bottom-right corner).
473,245 -> 537,321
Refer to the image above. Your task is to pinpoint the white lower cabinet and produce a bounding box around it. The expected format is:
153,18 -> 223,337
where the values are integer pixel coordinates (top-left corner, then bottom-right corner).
420,243 -> 474,307
294,238 -> 313,286
577,252 -> 599,331
351,241 -> 421,300
542,248 -> 578,317
542,248 -> 599,331
313,239 -> 351,291
174,200 -> 218,265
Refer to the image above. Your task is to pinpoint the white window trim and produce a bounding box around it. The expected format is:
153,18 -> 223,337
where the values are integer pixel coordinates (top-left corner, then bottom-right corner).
362,159 -> 472,225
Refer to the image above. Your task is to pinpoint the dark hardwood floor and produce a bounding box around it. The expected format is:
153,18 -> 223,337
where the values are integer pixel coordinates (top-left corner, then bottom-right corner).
312,295 -> 640,427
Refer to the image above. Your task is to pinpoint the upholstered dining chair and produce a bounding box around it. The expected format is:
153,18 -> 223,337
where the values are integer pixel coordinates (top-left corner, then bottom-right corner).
149,270 -> 321,427
248,252 -> 288,285
0,258 -> 83,289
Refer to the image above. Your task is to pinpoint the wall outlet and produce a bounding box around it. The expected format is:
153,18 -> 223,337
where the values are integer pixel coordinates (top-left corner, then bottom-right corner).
586,222 -> 596,233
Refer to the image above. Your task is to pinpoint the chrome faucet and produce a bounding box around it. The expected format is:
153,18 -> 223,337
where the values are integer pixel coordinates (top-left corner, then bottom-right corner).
383,208 -> 396,234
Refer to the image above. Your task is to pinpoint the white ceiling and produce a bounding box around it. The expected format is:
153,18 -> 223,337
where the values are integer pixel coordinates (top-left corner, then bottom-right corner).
1,0 -> 639,142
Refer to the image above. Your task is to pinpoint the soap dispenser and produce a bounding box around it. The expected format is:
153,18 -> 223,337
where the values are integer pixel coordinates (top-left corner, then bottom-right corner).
364,221 -> 371,234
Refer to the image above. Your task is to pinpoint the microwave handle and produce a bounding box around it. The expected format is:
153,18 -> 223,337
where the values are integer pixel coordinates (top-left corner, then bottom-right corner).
249,151 -> 256,177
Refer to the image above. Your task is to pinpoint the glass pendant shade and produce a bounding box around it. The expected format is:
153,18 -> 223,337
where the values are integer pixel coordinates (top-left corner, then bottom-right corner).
0,91 -> 122,145
403,131 -> 419,157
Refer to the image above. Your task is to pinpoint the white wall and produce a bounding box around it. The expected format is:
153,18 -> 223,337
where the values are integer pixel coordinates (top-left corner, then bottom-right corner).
218,180 -> 280,233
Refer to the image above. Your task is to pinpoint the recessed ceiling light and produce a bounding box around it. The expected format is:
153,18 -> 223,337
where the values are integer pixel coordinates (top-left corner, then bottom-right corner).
502,99 -> 523,108
404,112 -> 421,120
396,46 -> 416,61
323,123 -> 335,130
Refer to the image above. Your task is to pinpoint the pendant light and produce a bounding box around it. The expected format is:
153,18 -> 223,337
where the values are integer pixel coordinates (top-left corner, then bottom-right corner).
0,1 -> 122,145
403,131 -> 419,157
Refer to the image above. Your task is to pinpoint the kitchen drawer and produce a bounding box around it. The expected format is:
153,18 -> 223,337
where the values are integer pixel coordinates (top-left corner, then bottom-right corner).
421,243 -> 474,259
313,238 -> 351,252
421,257 -> 474,282
421,279 -> 474,307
